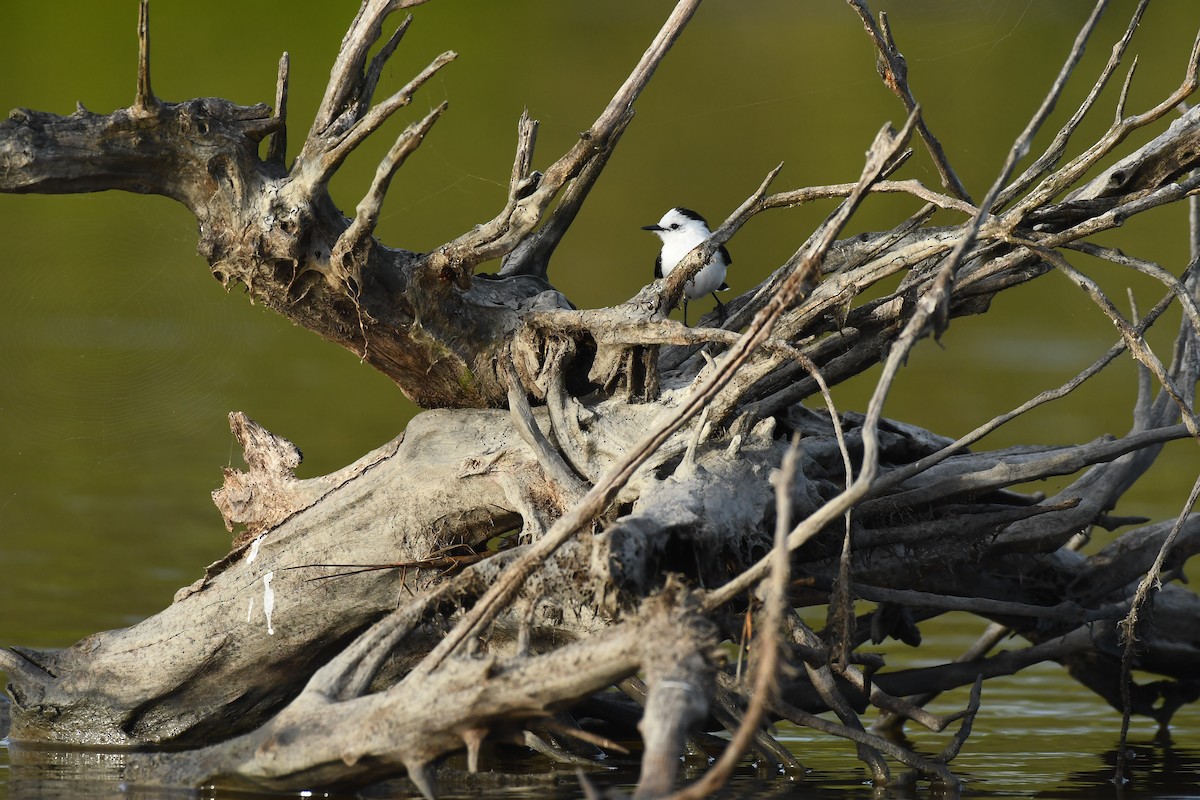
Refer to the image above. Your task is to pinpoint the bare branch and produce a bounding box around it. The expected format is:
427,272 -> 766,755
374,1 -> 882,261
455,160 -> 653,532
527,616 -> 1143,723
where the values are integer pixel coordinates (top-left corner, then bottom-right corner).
359,16 -> 413,118
297,50 -> 456,192
846,0 -> 972,203
1016,239 -> 1200,438
996,0 -> 1148,208
870,263 -> 1194,497
133,0 -> 158,114
266,52 -> 290,166
426,0 -> 704,278
1015,27 -> 1200,211
308,1 -> 419,138
328,101 -> 448,289
507,109 -> 539,202
500,110 -> 634,280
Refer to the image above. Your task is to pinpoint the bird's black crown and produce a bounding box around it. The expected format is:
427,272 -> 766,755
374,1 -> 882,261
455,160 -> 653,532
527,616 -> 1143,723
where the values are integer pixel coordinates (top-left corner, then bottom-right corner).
673,207 -> 708,225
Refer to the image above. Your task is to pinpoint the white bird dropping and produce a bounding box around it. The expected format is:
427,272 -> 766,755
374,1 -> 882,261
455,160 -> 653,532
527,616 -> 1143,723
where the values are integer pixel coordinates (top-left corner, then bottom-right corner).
262,571 -> 276,636
642,207 -> 731,325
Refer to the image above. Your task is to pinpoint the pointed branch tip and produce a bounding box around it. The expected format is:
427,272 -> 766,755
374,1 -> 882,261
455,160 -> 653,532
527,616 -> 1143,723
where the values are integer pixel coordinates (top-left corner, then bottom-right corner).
267,52 -> 291,165
134,0 -> 159,113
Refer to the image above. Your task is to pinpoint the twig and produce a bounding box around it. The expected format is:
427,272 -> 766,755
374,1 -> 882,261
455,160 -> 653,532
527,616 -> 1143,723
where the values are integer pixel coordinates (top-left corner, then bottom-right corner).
996,0 -> 1147,208
358,16 -> 414,118
266,52 -> 290,166
1116,473 -> 1200,782
523,731 -> 598,767
870,263 -> 1196,496
938,676 -> 983,763
500,109 -> 635,280
1015,27 -> 1200,210
507,109 -> 539,199
133,0 -> 157,114
846,0 -> 972,203
775,696 -> 959,785
789,616 -> 890,781
865,424 -> 1190,516
764,178 -> 975,215
329,102 -> 449,284
302,51 -> 457,191
1014,238 -> 1200,438
429,0 -> 704,277
307,2 -> 419,139
1061,242 -> 1200,338
845,582 -> 1123,623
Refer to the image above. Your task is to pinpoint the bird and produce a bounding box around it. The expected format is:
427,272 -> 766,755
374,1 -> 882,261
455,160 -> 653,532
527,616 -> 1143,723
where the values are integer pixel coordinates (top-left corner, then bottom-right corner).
641,207 -> 730,326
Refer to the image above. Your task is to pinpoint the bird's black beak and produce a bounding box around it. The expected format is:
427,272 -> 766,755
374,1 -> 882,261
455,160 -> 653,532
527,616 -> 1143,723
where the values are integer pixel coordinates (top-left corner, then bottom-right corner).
641,224 -> 664,232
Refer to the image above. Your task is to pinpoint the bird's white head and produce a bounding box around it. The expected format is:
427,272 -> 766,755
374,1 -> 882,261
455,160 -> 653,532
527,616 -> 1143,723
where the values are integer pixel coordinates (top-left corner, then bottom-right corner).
641,207 -> 712,245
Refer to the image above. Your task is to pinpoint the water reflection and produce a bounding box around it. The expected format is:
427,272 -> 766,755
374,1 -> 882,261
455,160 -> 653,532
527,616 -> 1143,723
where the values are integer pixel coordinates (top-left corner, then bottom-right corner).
1,730 -> 1199,799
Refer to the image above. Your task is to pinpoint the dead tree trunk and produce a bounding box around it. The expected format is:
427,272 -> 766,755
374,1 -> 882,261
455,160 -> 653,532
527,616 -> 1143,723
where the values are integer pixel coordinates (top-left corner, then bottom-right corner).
3,0 -> 1200,796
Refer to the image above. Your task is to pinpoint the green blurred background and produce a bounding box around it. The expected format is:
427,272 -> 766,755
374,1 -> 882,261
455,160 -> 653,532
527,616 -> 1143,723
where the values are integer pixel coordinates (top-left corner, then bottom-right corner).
0,1 -> 1198,782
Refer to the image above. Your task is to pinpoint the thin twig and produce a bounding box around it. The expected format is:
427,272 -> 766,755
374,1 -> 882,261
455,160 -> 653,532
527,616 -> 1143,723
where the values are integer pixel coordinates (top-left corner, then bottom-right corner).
133,0 -> 157,114
846,0 -> 972,203
430,0 -> 704,276
329,101 -> 448,279
775,696 -> 959,784
266,52 -> 290,166
358,16 -> 414,117
1014,237 -> 1200,438
996,0 -> 1147,208
500,109 -> 635,280
307,1 -> 417,139
1064,242 -> 1200,337
1015,26 -> 1200,211
1116,471 -> 1200,782
303,51 -> 457,190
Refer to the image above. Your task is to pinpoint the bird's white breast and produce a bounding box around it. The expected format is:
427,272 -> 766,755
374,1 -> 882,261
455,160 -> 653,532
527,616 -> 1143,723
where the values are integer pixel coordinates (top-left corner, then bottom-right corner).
660,234 -> 726,299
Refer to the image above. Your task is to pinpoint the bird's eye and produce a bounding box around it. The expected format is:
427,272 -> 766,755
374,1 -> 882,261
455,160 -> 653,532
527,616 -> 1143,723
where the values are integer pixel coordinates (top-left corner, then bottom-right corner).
669,223 -> 680,230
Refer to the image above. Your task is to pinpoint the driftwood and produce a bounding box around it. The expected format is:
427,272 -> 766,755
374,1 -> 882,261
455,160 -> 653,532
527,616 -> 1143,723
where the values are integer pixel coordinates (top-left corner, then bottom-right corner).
2,0 -> 1200,796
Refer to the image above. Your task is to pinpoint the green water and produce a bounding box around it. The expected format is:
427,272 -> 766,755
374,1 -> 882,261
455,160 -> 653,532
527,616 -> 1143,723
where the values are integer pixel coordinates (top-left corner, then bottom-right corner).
3,1 -> 1200,796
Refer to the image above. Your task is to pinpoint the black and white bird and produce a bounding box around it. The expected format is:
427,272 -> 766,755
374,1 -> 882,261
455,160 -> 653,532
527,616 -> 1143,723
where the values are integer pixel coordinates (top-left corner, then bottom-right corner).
641,207 -> 730,326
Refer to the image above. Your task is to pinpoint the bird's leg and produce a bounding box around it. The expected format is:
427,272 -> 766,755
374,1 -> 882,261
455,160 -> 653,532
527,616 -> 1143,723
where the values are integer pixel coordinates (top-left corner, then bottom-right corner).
682,298 -> 691,327
711,292 -> 727,323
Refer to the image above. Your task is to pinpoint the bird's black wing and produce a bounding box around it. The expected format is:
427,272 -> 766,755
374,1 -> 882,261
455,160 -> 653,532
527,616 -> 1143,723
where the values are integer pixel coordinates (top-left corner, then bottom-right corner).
719,244 -> 732,265
654,252 -> 663,279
